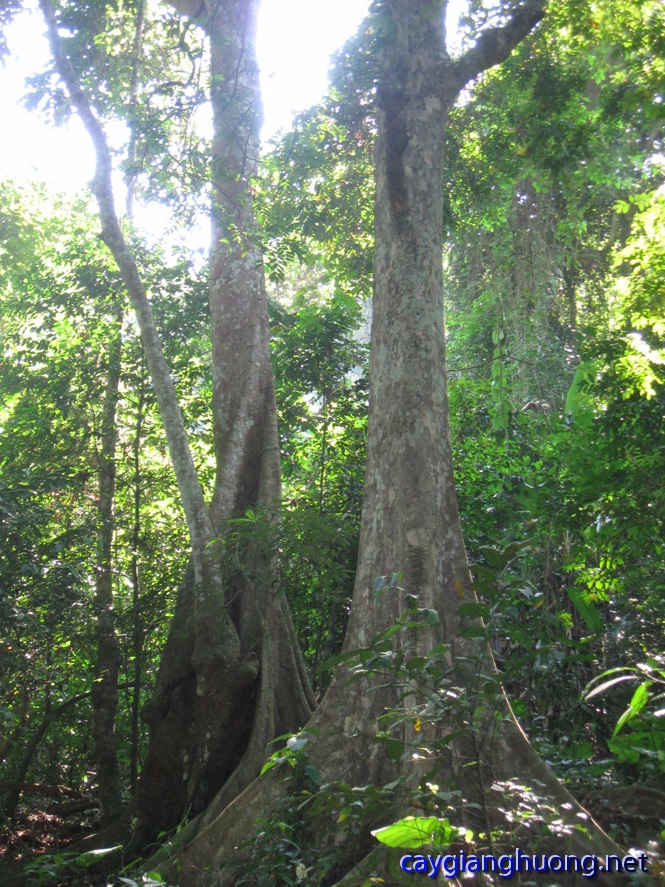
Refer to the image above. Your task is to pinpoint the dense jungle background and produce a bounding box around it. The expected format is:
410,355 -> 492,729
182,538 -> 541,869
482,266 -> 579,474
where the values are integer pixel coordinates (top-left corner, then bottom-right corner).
1,0 -> 664,883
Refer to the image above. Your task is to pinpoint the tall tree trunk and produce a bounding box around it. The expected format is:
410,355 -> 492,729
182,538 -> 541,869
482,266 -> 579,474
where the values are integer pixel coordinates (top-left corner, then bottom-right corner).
205,0 -> 315,793
39,0 -> 313,845
41,0 -> 315,842
91,303 -> 124,828
37,0 -> 220,591
133,0 -> 314,841
165,3 -> 626,882
305,5 -> 619,868
40,0 -> 243,846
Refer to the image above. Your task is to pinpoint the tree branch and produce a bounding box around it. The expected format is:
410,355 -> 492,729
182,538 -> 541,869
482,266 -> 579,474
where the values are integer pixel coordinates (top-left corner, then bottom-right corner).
37,0 -> 213,560
38,0 -> 242,681
449,0 -> 547,93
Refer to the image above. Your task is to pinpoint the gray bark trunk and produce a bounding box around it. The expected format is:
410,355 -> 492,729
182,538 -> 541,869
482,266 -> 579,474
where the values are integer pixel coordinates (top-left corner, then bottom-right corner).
310,3 -> 619,869
165,3 -> 624,882
37,0 -> 222,589
134,2 -> 314,841
40,0 -> 313,847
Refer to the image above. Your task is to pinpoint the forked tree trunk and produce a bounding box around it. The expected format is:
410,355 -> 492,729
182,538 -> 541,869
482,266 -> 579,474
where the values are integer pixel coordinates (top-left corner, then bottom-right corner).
163,2 -> 627,883
39,0 -> 313,849
126,0 -> 315,843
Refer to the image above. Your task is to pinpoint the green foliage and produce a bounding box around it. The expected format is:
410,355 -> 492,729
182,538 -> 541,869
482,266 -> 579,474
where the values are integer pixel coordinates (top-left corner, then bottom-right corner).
0,180 -> 208,819
1,183 -> 122,796
24,0 -> 210,222
22,844 -> 122,886
585,659 -> 665,775
438,0 -> 665,792
270,281 -> 368,683
372,815 -> 469,850
235,733 -> 323,887
610,187 -> 665,398
256,32 -> 375,293
235,815 -> 308,887
305,583 -> 600,869
3,0 -> 665,870
260,732 -> 322,788
252,736 -> 401,884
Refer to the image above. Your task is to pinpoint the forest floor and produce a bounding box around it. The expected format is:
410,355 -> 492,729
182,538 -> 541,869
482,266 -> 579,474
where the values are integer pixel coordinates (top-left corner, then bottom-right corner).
2,784 -> 665,885
0,791 -> 99,885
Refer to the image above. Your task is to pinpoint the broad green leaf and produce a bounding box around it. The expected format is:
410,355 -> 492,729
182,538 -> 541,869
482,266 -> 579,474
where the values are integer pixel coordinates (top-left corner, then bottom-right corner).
385,737 -> 405,761
585,673 -> 638,701
456,601 -> 489,619
613,681 -> 651,737
371,816 -> 458,849
479,546 -> 507,570
567,587 -> 602,633
460,626 -> 487,639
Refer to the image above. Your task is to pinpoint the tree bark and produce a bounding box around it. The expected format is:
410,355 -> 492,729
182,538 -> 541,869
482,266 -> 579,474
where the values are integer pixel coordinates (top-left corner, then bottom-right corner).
39,0 -> 313,846
37,0 -> 221,590
164,2 -> 627,882
132,0 -> 314,842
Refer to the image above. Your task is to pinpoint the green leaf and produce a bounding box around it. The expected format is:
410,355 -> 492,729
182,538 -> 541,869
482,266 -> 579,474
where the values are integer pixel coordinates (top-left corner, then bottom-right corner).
478,546 -> 507,570
385,737 -> 405,761
429,643 -> 449,658
460,626 -> 487,639
78,846 -> 122,867
404,656 -> 428,672
501,540 -> 531,561
371,816 -> 458,849
613,681 -> 651,737
607,732 -> 653,765
456,601 -> 489,619
564,361 -> 596,417
318,647 -> 365,672
404,593 -> 418,611
567,587 -> 602,633
304,764 -> 322,785
373,576 -> 387,596
584,673 -> 638,701
260,757 -> 282,776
